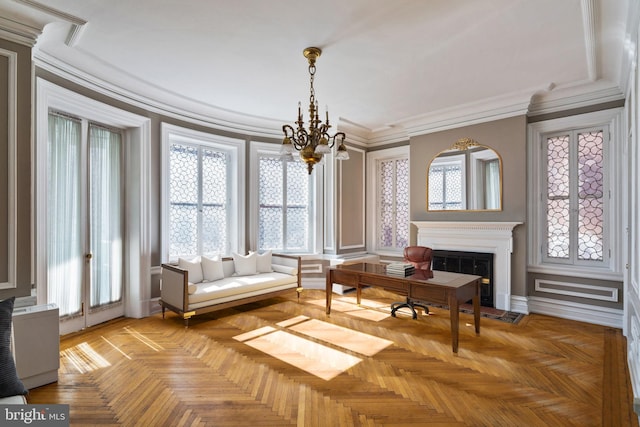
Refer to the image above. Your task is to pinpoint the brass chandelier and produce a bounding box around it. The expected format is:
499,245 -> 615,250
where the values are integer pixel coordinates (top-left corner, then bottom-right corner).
281,47 -> 349,174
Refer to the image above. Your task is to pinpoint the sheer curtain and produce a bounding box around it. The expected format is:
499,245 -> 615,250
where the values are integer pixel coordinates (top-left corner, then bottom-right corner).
89,125 -> 123,308
47,113 -> 82,317
484,159 -> 500,209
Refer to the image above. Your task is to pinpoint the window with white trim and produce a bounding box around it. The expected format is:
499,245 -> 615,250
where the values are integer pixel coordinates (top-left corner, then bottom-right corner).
161,124 -> 243,260
251,143 -> 317,253
528,109 -> 622,275
543,128 -> 608,265
367,146 -> 409,254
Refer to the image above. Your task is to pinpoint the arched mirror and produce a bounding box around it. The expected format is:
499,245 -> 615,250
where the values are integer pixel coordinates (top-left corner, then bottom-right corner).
427,138 -> 502,211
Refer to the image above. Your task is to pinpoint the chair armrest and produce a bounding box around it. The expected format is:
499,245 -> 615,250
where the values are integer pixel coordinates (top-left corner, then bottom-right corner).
161,264 -> 189,311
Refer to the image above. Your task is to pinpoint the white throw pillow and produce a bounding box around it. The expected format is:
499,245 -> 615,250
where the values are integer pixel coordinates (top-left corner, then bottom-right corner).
178,257 -> 203,284
271,264 -> 298,276
201,255 -> 224,281
232,252 -> 257,276
255,250 -> 273,273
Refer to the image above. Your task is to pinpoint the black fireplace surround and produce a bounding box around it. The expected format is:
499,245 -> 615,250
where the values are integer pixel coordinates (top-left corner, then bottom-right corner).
432,250 -> 494,307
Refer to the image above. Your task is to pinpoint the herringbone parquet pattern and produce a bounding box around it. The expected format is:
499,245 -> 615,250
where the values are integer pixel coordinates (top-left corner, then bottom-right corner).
28,288 -> 639,426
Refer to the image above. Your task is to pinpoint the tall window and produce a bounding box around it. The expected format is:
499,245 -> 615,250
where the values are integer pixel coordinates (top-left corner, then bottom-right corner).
162,124 -> 243,260
257,154 -> 314,252
544,129 -> 607,265
168,143 -> 229,257
367,147 -> 410,254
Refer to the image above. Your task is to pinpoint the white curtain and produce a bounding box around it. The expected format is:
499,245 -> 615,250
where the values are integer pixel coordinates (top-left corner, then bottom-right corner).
47,113 -> 82,317
89,125 -> 123,309
484,159 -> 500,209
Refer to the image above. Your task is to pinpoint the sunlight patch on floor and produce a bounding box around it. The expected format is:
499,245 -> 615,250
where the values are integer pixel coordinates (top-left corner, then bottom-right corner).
61,342 -> 111,374
236,329 -> 361,381
233,316 -> 394,380
289,319 -> 393,356
124,326 -> 164,351
306,298 -> 392,321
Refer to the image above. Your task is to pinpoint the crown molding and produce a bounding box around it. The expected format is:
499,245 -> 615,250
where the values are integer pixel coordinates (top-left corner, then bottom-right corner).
35,52 -> 288,139
528,80 -> 624,117
0,0 -> 86,47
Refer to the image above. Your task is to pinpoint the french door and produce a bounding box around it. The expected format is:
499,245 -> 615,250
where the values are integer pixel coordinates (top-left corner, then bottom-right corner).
47,112 -> 125,334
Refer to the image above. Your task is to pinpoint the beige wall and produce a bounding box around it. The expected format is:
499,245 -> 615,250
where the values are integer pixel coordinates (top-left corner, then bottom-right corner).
336,147 -> 366,254
0,39 -> 32,300
408,115 -> 528,297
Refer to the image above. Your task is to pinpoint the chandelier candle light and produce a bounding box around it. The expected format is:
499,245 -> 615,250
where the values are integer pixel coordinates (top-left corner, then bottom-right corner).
281,47 -> 349,174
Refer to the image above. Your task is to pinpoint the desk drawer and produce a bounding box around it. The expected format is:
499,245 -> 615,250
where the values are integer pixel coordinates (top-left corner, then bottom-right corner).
331,270 -> 359,287
411,285 -> 446,303
360,275 -> 408,293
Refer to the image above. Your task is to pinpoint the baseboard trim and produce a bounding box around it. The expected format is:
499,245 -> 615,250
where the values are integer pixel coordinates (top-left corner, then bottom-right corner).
527,296 -> 623,328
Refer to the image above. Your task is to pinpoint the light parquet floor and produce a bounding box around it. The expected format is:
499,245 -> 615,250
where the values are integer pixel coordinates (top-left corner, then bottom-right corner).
28,288 -> 639,426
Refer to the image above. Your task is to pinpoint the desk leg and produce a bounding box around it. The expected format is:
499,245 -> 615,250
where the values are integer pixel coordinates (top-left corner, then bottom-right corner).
473,284 -> 481,335
449,294 -> 459,353
356,284 -> 362,305
326,272 -> 332,314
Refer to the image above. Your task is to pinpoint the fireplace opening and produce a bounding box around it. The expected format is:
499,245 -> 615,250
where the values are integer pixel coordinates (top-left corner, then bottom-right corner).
432,250 -> 494,307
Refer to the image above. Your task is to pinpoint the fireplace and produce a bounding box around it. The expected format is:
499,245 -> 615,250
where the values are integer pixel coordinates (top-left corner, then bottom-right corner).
432,250 -> 494,307
412,221 -> 521,311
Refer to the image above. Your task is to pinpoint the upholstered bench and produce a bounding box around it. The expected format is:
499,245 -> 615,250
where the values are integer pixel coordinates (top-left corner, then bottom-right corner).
160,251 -> 302,326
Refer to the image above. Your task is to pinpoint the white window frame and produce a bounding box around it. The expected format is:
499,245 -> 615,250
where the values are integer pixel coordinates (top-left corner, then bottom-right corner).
366,146 -> 410,256
427,153 -> 467,211
161,123 -> 245,261
249,141 -> 320,254
527,108 -> 624,281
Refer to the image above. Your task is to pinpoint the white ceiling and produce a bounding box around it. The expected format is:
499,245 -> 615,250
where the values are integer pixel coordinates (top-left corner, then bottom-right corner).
1,0 -> 634,142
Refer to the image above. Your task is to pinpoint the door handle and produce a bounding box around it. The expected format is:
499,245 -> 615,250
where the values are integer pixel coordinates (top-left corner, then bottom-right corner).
85,253 -> 93,260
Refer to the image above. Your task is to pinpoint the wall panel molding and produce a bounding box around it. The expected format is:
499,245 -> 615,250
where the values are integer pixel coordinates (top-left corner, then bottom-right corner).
0,48 -> 17,290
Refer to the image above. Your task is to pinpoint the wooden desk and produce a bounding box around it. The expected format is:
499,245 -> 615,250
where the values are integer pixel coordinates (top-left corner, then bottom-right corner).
326,263 -> 481,353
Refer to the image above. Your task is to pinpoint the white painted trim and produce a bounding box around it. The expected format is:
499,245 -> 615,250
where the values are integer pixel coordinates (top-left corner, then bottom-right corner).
161,123 -> 245,260
528,296 -> 623,328
534,279 -> 618,302
527,108 -> 625,275
35,78 -> 152,321
365,146 -> 410,255
510,295 -> 529,315
0,48 -> 17,290
301,264 -> 323,275
249,141 -> 319,254
412,221 -> 521,311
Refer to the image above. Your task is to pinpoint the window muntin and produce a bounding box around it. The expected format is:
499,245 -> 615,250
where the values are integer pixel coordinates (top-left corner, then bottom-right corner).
258,155 -> 314,253
544,128 -> 607,265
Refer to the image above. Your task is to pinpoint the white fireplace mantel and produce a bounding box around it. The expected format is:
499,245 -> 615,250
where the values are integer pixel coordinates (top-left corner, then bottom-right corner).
412,221 -> 521,311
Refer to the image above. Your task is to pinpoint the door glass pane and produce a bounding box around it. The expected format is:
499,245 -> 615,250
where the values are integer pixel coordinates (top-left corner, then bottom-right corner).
577,131 -> 604,261
286,161 -> 308,250
47,113 -> 83,317
169,144 -> 198,257
202,148 -> 228,255
89,125 -> 123,309
546,135 -> 570,259
258,157 -> 283,250
395,158 -> 409,248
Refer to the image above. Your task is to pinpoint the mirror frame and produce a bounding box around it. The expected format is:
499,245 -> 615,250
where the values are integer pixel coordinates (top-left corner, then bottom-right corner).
426,138 -> 503,212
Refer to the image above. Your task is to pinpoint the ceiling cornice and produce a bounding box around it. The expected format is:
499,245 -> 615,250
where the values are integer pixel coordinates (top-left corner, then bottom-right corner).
0,0 -> 86,47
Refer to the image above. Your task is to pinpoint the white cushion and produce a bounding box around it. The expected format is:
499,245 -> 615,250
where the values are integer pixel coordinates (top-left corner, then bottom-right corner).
178,257 -> 203,284
201,255 -> 224,282
271,264 -> 298,276
255,250 -> 273,273
232,252 -> 257,276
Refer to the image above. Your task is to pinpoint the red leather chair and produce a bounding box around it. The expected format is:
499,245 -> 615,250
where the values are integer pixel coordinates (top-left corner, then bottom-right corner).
403,246 -> 433,270
390,246 -> 433,318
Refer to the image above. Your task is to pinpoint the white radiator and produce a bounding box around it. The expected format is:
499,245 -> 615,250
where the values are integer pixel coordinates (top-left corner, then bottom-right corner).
12,304 -> 60,389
